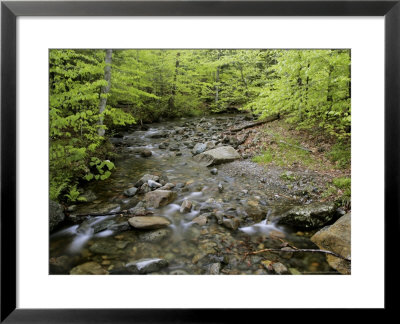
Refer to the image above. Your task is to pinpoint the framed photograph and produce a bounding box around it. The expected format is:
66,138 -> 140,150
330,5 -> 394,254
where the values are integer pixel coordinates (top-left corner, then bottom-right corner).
1,0 -> 398,321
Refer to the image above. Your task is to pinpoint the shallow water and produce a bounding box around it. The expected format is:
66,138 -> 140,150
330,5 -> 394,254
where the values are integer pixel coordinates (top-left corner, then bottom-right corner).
50,115 -> 338,275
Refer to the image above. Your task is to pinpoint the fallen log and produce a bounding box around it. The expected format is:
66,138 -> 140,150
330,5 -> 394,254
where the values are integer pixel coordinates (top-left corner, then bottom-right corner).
229,113 -> 280,133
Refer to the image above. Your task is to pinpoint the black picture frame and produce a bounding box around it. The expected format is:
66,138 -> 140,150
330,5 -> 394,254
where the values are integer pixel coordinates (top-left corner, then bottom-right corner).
1,0 -> 398,321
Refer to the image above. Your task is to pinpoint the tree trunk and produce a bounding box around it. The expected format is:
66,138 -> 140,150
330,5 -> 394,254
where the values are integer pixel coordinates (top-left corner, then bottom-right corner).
98,49 -> 112,136
168,52 -> 180,115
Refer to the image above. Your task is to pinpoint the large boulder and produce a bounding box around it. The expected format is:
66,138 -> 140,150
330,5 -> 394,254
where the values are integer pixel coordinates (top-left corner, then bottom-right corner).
126,258 -> 168,274
193,146 -> 240,166
311,213 -> 351,274
49,200 -> 65,232
144,190 -> 177,208
276,202 -> 337,229
128,216 -> 171,229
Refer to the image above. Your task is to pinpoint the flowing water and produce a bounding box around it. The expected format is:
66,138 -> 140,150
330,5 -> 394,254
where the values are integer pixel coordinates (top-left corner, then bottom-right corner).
50,115 -> 338,275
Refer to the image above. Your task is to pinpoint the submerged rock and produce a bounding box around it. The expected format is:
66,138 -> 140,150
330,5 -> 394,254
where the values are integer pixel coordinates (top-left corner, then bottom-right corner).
276,202 -> 337,229
311,213 -> 351,274
124,187 -> 138,197
128,216 -> 171,229
140,149 -> 152,157
70,262 -> 108,275
193,146 -> 241,166
126,258 -> 168,274
49,200 -> 65,232
138,228 -> 172,242
144,190 -> 177,208
222,218 -> 240,230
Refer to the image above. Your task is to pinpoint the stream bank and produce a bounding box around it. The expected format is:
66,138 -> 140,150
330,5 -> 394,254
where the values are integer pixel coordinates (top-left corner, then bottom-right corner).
50,114 -> 350,275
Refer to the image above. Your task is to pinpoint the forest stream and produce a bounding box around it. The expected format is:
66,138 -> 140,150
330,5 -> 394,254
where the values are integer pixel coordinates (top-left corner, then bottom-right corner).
50,114 -> 344,275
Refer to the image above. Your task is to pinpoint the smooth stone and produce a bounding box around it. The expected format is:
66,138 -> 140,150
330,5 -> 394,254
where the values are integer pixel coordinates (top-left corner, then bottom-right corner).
193,146 -> 241,166
192,214 -> 208,226
210,168 -> 218,175
207,263 -> 221,275
134,174 -> 160,188
311,213 -> 351,274
140,149 -> 152,157
124,187 -> 138,197
70,262 -> 108,275
128,216 -> 171,229
222,218 -> 240,230
272,262 -> 289,274
138,228 -> 172,242
144,190 -> 177,208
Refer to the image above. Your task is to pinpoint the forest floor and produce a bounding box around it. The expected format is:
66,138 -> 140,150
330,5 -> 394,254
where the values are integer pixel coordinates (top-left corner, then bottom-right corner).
223,116 -> 351,210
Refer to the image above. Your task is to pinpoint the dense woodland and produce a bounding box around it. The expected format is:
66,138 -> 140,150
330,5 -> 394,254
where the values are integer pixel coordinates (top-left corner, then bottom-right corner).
50,49 -> 351,203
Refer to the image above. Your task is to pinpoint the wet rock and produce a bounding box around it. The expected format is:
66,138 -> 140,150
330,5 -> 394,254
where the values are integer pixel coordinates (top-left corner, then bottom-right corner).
192,143 -> 207,155
207,263 -> 221,275
134,174 -> 160,188
139,183 -> 151,194
144,190 -> 177,208
193,146 -> 241,166
128,202 -> 148,216
311,213 -> 351,274
214,211 -> 224,224
138,228 -> 172,242
254,269 -> 268,275
49,200 -> 65,232
128,216 -> 171,229
222,218 -> 240,230
77,217 -> 115,234
276,202 -> 337,229
126,258 -> 168,274
180,200 -> 193,213
192,214 -> 208,226
218,182 -> 224,193
140,149 -> 152,157
272,262 -> 289,274
210,168 -> 218,175
49,255 -> 72,273
124,187 -> 138,197
89,241 -> 122,254
109,221 -> 131,233
70,262 -> 108,275
159,183 -> 175,190
146,130 -> 169,138
280,247 -> 295,259
148,180 -> 162,190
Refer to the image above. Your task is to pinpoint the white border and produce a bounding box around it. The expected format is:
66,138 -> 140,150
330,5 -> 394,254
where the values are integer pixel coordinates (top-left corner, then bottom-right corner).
17,17 -> 384,308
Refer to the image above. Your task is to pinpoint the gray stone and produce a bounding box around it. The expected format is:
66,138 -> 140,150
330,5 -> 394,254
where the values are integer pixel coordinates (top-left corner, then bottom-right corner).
146,130 -> 169,138
210,168 -> 218,175
148,180 -> 162,189
192,214 -> 208,226
140,149 -> 152,157
276,202 -> 337,229
49,200 -> 65,232
126,258 -> 168,274
222,218 -> 240,230
272,262 -> 289,274
192,143 -> 207,155
128,216 -> 171,229
124,187 -> 138,197
193,146 -> 241,166
135,174 -> 160,188
311,213 -> 351,274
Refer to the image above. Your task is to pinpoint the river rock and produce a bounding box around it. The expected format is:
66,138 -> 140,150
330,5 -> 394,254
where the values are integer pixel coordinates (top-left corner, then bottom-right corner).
210,168 -> 218,175
222,218 -> 240,230
192,214 -> 208,226
138,228 -> 172,242
146,130 -> 169,138
124,187 -> 138,197
89,241 -> 122,254
80,190 -> 97,203
109,221 -> 131,233
272,262 -> 289,274
192,143 -> 207,155
148,180 -> 162,189
193,146 -> 241,166
207,262 -> 221,275
276,202 -> 337,229
128,202 -> 148,216
159,183 -> 175,190
77,218 -> 116,234
311,213 -> 351,274
128,216 -> 171,229
70,262 -> 108,275
140,149 -> 152,157
49,200 -> 65,232
126,258 -> 168,274
144,190 -> 177,208
180,200 -> 192,213
134,174 -> 160,188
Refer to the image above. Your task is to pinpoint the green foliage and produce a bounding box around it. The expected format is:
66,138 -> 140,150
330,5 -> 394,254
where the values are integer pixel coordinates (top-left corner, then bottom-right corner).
326,142 -> 351,169
64,185 -> 87,202
252,151 -> 274,164
322,177 -> 351,208
280,171 -> 297,181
